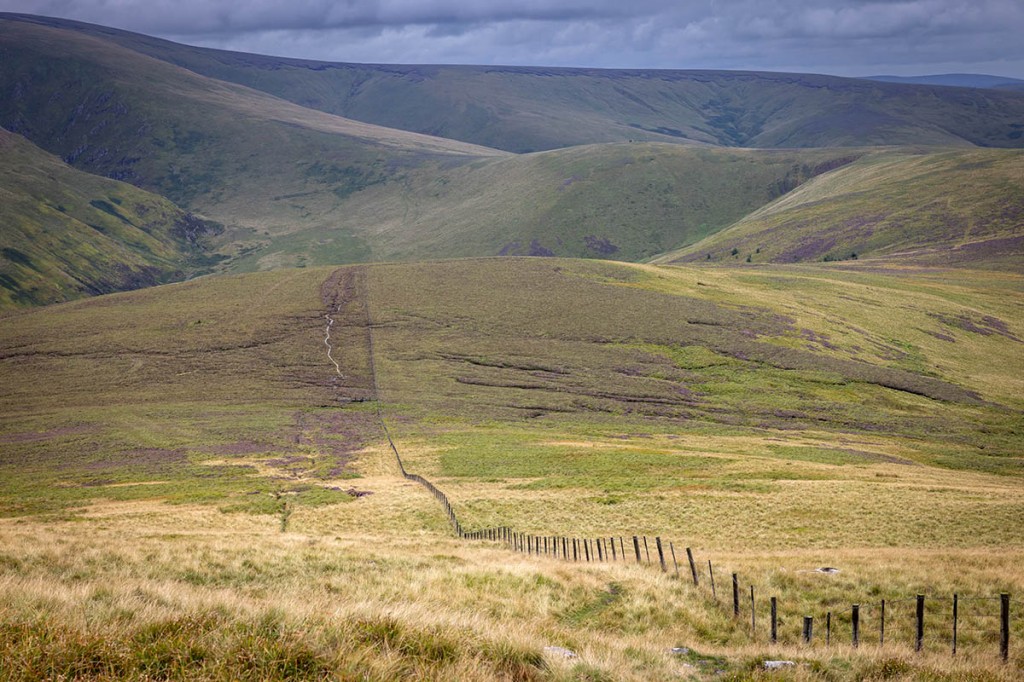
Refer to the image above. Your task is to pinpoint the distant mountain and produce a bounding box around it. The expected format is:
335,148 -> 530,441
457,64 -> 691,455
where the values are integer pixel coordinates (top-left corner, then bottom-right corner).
0,128 -> 219,309
5,13 -> 1024,153
0,16 -> 501,273
2,12 -> 1024,313
864,74 -> 1024,89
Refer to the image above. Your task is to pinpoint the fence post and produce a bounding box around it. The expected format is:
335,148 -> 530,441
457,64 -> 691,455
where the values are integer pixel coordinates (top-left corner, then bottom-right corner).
750,585 -> 756,633
852,604 -> 859,648
880,599 -> 885,647
826,611 -> 831,647
1001,593 -> 1010,662
669,542 -> 680,578
643,536 -> 651,563
732,574 -> 740,617
619,537 -> 625,560
916,595 -> 925,653
597,539 -> 604,562
633,536 -> 642,564
686,547 -> 699,586
655,537 -> 666,572
952,594 -> 957,656
771,597 -> 778,643
611,537 -> 617,561
584,540 -> 591,562
803,616 -> 813,644
709,561 -> 717,600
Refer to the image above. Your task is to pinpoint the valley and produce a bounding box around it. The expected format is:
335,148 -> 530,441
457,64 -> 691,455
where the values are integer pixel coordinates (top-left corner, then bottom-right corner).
0,10 -> 1023,681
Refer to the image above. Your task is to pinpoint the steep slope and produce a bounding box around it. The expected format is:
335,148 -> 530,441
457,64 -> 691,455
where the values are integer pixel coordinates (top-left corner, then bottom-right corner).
0,128 -> 221,310
283,144 -> 862,267
655,149 -> 1024,270
0,14 -> 868,275
5,13 -> 1024,153
0,17 -> 502,264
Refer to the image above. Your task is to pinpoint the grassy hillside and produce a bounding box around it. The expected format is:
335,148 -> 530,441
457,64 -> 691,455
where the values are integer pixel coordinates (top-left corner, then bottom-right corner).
0,13 -> 876,275
655,149 -> 1024,269
0,128 -> 221,309
1,259 -> 1022,678
6,13 -> 1024,153
3,15 -> 1022,290
232,144 -> 863,269
0,17 -> 501,267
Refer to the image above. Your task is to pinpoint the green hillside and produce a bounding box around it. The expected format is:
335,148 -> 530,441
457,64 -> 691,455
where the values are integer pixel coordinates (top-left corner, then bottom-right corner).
655,149 -> 1024,269
4,258 -> 1019,517
6,13 -> 1024,153
0,17 -> 501,262
0,127 -> 221,309
231,144 -> 863,269
2,13 -> 1023,310
0,15 -> 874,279
1,260 -> 1021,678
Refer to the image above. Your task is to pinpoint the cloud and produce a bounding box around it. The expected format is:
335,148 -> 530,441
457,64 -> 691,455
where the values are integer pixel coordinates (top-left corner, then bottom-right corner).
3,0 -> 1023,77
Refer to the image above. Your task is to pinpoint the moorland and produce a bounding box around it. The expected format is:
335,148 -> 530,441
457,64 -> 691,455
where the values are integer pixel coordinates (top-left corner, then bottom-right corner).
1,11 -> 1023,682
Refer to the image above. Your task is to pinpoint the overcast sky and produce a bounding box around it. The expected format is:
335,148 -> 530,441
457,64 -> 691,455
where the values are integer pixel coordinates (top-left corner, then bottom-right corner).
3,0 -> 1024,78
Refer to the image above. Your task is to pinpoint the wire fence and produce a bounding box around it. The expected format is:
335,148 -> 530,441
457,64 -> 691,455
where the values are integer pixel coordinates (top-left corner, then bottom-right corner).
353,279 -> 1017,666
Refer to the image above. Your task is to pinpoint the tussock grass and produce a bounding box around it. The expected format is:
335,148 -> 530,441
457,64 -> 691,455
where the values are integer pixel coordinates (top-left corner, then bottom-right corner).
2,259 -> 1022,678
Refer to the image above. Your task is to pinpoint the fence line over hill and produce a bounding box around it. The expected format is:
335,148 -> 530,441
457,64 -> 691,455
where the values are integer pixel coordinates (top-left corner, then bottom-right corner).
350,278 -> 1016,665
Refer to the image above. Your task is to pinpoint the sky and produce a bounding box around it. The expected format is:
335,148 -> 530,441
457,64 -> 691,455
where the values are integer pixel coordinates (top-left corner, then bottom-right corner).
3,0 -> 1024,78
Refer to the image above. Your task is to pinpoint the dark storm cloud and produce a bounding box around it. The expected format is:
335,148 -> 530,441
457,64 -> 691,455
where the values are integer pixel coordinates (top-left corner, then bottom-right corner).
3,0 -> 1023,77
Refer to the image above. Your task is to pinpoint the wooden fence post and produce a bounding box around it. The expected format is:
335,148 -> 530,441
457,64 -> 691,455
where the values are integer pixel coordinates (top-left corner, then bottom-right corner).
584,540 -> 591,562
686,547 -> 698,586
852,604 -> 859,648
826,611 -> 831,646
952,594 -> 957,656
669,542 -> 680,578
633,536 -> 642,564
880,599 -> 885,647
611,537 -> 617,561
803,616 -> 813,644
916,595 -> 925,653
750,585 -> 756,633
597,539 -> 604,562
732,573 -> 740,617
655,537 -> 666,572
709,561 -> 717,600
770,597 -> 778,643
619,537 -> 625,560
1001,593 -> 1010,662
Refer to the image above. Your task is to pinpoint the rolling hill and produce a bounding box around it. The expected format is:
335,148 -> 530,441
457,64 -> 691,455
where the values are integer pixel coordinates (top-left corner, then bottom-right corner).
5,13 -> 1024,153
1,259 -> 1021,678
655,148 -> 1024,269
0,16 -> 502,271
865,74 -> 1024,89
2,12 -> 1024,313
229,144 -> 864,269
0,127 -> 221,308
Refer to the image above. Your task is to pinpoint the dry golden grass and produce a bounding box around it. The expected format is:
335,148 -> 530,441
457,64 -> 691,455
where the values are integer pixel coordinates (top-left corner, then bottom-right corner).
2,259 -> 1022,679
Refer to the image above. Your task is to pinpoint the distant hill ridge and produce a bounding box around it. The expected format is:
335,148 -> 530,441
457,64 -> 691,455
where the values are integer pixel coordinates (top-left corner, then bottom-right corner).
2,12 -> 1024,313
5,12 -> 1024,152
864,74 -> 1024,89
